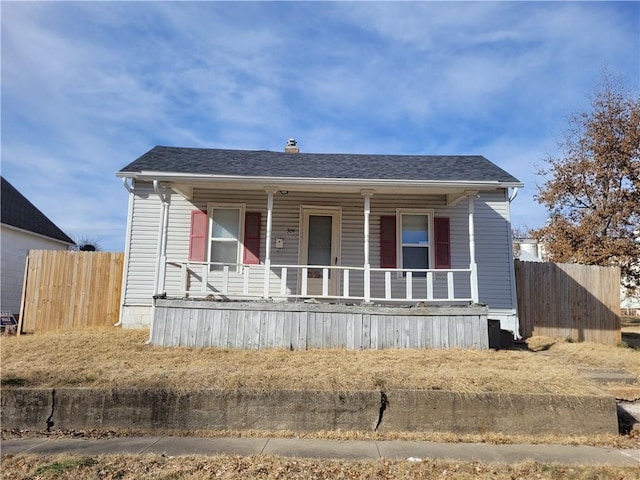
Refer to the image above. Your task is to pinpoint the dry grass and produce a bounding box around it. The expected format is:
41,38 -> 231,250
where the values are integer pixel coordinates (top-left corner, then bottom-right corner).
526,335 -> 640,380
0,328 -> 626,396
2,453 -> 639,480
5,427 -> 638,449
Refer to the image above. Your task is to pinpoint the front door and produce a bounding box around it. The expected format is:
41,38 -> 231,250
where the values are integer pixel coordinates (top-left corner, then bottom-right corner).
300,207 -> 341,297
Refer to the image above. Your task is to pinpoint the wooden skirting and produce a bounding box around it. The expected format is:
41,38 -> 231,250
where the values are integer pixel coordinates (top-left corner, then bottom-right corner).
152,300 -> 489,350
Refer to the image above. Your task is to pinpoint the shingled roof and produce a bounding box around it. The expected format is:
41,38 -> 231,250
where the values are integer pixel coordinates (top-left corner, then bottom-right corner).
1,177 -> 74,244
118,146 -> 522,185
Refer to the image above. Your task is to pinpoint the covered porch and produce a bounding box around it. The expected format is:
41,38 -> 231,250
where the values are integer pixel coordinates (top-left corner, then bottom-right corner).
150,182 -> 485,306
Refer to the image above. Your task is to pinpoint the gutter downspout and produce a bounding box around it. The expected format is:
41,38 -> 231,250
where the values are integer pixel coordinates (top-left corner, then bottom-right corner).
149,180 -> 170,344
115,178 -> 135,327
508,187 -> 519,203
506,188 -> 521,339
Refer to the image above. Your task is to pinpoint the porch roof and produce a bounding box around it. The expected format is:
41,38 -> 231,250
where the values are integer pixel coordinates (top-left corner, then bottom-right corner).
117,146 -> 523,189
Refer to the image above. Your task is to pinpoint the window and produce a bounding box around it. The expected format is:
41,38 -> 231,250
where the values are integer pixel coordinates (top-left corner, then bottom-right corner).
399,210 -> 433,276
208,204 -> 244,270
189,206 -> 261,267
379,212 -> 450,271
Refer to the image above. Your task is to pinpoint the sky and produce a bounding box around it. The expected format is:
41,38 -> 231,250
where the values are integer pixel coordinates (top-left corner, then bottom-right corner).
1,1 -> 639,252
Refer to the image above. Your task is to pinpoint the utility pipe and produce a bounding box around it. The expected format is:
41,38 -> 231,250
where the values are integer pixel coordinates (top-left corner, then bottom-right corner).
115,178 -> 135,327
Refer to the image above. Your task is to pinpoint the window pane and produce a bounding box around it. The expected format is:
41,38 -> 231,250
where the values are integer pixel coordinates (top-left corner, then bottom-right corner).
308,215 -> 332,279
211,241 -> 238,266
308,216 -> 332,266
403,246 -> 429,270
212,209 -> 239,239
402,215 -> 428,244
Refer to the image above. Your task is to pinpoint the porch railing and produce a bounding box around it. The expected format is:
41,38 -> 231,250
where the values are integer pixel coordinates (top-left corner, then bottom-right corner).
165,261 -> 474,304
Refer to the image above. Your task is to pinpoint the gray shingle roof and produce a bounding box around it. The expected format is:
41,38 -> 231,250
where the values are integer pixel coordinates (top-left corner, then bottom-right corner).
1,177 -> 75,244
119,146 -> 522,184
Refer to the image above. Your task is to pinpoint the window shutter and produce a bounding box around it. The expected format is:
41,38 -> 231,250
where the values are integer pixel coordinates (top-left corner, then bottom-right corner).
434,217 -> 451,269
243,212 -> 261,265
380,215 -> 397,268
189,210 -> 208,262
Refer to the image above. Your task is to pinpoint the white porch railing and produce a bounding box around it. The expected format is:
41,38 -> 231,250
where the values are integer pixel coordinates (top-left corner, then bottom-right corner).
165,261 -> 474,304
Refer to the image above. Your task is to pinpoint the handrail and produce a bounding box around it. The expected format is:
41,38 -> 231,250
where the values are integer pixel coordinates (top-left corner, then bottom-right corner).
164,260 -> 473,303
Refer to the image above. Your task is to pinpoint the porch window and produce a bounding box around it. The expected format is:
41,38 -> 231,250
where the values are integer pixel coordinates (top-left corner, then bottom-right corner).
399,211 -> 433,276
379,212 -> 450,271
208,204 -> 245,270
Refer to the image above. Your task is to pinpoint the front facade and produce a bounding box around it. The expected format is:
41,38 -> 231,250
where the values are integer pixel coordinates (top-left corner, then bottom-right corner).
117,143 -> 523,348
1,177 -> 75,315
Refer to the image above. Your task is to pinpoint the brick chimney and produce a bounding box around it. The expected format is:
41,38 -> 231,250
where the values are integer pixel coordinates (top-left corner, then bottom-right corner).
285,138 -> 299,153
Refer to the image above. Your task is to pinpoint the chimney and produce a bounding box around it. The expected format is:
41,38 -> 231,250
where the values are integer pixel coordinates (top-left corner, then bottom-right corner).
285,138 -> 299,153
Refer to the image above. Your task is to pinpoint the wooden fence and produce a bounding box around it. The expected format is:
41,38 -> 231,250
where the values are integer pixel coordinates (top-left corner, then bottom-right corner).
515,260 -> 621,345
18,250 -> 124,333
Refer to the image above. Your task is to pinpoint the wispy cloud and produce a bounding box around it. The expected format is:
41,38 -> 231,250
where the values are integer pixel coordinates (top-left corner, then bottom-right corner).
1,1 -> 638,249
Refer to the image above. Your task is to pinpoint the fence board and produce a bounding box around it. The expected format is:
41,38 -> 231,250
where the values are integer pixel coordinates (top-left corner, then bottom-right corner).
19,251 -> 124,333
515,260 -> 621,345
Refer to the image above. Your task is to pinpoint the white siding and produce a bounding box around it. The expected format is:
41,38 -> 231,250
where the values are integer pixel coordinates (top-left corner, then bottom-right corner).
0,226 -> 70,315
123,181 -> 161,305
124,185 -> 516,315
474,190 -> 516,310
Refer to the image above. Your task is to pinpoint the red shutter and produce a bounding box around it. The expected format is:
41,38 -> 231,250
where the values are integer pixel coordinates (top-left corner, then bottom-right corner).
380,215 -> 397,268
189,210 -> 208,262
434,217 -> 451,269
243,212 -> 261,265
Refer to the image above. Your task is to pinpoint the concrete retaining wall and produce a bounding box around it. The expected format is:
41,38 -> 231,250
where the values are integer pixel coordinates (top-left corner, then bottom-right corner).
1,388 -> 618,436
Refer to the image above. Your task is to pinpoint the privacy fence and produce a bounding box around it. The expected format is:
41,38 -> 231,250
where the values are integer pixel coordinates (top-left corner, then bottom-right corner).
515,260 -> 621,345
18,250 -> 124,333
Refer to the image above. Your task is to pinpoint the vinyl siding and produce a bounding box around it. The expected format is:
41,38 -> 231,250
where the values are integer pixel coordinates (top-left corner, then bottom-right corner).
0,226 -> 70,315
124,185 -> 515,311
122,181 -> 161,305
474,190 -> 516,310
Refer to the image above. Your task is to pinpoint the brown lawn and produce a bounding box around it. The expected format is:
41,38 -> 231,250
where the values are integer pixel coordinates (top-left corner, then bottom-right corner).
4,327 -> 637,395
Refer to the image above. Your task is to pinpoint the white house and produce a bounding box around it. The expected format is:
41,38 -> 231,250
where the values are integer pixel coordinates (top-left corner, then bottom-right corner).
116,141 -> 523,349
1,177 -> 75,316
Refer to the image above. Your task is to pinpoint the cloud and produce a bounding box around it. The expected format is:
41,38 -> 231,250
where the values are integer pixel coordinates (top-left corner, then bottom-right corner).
1,1 -> 638,250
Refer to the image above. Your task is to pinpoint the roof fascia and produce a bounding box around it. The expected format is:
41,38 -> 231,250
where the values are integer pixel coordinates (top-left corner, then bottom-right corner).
117,171 -> 523,192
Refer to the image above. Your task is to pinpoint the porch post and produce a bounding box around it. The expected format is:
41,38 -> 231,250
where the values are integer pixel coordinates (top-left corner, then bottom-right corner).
362,190 -> 373,303
468,193 -> 479,303
263,188 -> 276,299
153,181 -> 170,296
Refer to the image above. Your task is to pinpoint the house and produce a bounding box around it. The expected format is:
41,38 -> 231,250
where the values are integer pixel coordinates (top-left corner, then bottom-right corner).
1,177 -> 75,316
116,140 -> 523,349
513,238 -> 545,262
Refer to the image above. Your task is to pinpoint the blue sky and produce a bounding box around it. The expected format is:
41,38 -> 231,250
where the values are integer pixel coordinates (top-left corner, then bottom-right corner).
2,1 -> 638,252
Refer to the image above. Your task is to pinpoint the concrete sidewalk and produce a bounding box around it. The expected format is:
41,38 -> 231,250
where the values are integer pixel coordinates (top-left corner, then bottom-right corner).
2,436 -> 639,466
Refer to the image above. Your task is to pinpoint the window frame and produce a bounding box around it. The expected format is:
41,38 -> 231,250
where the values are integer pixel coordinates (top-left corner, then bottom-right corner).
396,208 -> 435,275
206,203 -> 246,269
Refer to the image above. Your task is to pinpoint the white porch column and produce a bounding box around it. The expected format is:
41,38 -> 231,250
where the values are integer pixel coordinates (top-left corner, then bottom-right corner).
362,190 -> 373,303
263,188 -> 276,299
153,180 -> 170,296
468,193 -> 479,303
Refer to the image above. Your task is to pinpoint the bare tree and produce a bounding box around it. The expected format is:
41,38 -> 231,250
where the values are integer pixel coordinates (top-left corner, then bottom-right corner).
532,71 -> 640,292
72,235 -> 102,252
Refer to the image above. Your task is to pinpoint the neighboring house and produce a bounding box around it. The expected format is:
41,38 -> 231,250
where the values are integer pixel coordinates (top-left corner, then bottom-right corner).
513,238 -> 545,262
116,141 -> 523,349
1,177 -> 75,316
